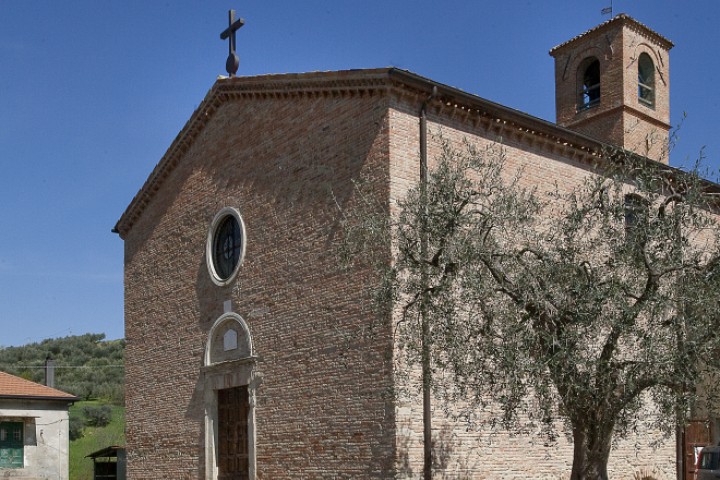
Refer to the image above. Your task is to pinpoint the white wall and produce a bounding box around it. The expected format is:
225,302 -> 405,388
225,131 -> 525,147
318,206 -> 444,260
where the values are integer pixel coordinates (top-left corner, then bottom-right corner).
0,399 -> 71,480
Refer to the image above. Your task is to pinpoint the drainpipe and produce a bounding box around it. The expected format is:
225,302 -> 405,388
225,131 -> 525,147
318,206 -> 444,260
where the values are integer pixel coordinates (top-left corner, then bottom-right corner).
419,85 -> 437,480
676,426 -> 684,480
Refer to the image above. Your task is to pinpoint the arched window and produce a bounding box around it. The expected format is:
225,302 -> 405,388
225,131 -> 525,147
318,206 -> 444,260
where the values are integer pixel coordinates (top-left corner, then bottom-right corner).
638,52 -> 655,107
578,57 -> 601,110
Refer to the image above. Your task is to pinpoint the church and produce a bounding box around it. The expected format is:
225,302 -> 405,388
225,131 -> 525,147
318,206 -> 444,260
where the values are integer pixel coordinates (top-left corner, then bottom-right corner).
114,14 -> 712,479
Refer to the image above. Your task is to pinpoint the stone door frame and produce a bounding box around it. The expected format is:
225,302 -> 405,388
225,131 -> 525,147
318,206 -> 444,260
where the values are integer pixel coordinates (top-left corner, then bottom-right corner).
202,313 -> 260,480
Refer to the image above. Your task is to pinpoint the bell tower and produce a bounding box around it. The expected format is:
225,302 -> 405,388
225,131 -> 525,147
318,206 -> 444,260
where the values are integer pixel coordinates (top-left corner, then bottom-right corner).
550,14 -> 673,163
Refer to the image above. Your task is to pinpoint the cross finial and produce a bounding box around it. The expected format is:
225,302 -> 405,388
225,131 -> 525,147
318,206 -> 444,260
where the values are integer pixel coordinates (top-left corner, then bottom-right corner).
220,9 -> 245,77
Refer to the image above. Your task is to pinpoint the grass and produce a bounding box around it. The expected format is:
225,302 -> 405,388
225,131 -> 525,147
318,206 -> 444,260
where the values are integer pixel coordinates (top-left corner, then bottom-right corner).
68,400 -> 125,480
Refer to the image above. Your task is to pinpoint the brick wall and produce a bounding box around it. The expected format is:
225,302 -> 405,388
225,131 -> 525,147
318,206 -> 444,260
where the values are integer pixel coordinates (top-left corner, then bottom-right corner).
124,83 -> 398,479
387,91 -> 677,479
121,67 -> 685,479
551,16 -> 671,163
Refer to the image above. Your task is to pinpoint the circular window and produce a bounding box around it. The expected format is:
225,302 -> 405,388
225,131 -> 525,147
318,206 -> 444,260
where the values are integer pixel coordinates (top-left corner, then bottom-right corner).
207,207 -> 246,285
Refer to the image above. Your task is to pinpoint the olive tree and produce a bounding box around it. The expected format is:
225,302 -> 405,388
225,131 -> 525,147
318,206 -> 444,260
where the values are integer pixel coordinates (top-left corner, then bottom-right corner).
341,139 -> 720,480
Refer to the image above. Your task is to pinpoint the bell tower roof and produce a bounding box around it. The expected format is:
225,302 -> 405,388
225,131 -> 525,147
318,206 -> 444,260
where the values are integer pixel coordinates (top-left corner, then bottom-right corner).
550,14 -> 673,56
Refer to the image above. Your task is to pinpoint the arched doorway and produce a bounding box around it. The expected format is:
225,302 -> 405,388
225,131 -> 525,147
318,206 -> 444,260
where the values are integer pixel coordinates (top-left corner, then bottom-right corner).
203,313 -> 260,480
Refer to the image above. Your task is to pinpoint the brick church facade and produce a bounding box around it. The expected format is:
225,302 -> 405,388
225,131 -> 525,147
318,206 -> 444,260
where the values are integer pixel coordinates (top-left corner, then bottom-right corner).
115,15 -> 712,479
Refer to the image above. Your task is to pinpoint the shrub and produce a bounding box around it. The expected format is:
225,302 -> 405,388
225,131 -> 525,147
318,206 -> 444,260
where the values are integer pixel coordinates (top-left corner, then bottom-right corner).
82,405 -> 112,427
69,416 -> 85,441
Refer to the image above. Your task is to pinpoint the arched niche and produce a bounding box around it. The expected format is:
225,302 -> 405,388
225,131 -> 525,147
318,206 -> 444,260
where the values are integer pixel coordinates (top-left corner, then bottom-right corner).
205,313 -> 254,366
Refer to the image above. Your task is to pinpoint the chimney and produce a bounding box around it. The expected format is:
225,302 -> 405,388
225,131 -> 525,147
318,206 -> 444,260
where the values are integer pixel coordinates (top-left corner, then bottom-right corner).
44,355 -> 55,388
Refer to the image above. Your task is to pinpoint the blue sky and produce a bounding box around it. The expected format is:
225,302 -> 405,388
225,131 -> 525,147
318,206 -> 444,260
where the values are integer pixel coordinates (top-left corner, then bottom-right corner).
0,1 -> 718,347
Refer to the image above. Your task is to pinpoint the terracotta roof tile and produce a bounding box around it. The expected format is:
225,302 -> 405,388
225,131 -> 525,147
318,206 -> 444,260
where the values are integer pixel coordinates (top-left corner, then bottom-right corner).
549,13 -> 673,55
0,371 -> 77,401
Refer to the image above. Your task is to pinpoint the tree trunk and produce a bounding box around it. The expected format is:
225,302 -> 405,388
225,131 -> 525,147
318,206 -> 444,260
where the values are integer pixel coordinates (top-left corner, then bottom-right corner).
570,422 -> 614,480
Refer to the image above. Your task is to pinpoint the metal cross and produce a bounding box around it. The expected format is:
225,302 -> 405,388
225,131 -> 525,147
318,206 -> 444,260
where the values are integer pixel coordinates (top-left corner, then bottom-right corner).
220,9 -> 245,77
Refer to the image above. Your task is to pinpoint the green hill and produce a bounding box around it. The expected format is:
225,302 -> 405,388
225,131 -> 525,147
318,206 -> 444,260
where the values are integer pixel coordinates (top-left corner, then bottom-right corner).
0,334 -> 126,480
69,401 -> 125,480
0,333 -> 124,404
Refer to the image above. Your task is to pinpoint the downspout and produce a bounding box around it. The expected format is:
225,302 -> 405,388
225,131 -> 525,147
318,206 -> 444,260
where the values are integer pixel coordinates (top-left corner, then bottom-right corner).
419,85 -> 437,480
676,214 -> 688,480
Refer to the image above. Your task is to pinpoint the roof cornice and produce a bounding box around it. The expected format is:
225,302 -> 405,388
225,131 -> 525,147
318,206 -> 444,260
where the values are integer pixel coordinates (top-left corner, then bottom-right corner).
114,69 -> 394,238
114,66 -> 709,238
387,68 -> 607,155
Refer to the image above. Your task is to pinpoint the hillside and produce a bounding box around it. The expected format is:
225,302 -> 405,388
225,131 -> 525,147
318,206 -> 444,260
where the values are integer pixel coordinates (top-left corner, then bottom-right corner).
0,333 -> 124,404
69,401 -> 125,480
0,334 -> 126,478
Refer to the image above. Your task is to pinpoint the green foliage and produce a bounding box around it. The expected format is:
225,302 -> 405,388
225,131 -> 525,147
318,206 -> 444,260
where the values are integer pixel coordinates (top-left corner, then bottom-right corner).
82,405 -> 112,427
69,415 -> 86,441
69,403 -> 114,443
342,137 -> 720,480
69,401 -> 125,480
0,333 -> 124,404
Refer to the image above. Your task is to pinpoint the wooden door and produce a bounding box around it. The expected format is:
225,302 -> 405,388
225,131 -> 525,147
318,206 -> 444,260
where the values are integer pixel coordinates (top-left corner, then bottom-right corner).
218,386 -> 249,480
685,420 -> 712,480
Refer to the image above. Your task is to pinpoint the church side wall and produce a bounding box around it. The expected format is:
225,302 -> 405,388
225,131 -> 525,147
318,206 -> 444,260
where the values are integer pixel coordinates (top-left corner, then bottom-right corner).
387,95 -> 677,480
123,89 -> 397,479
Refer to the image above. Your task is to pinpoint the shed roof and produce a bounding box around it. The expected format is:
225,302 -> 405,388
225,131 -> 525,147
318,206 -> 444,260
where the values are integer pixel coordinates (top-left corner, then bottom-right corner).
86,446 -> 125,459
0,371 -> 78,402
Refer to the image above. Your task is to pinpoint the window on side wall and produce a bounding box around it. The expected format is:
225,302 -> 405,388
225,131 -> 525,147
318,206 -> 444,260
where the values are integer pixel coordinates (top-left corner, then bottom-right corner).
624,194 -> 649,243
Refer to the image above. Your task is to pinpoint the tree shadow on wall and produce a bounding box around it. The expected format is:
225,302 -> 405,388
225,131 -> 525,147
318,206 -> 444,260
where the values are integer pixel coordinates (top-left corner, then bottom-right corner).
396,419 -> 481,480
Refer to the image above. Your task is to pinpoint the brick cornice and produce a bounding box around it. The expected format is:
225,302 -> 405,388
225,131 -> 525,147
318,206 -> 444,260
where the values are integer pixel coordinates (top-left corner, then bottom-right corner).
387,69 -> 607,164
567,104 -> 672,131
114,67 -> 698,238
113,70 -> 394,238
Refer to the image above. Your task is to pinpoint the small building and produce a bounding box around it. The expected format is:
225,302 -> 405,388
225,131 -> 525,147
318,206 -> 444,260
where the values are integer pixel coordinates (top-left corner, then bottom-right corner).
0,371 -> 77,479
86,446 -> 126,480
